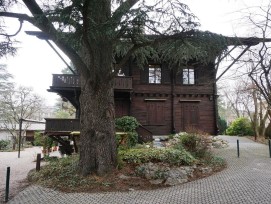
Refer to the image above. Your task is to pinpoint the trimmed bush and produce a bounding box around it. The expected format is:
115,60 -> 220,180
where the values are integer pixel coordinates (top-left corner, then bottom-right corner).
226,117 -> 254,136
119,147 -> 196,166
115,116 -> 140,148
115,116 -> 139,132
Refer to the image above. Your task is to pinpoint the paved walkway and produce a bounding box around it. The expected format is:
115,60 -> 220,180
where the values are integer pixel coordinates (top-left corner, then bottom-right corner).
0,147 -> 43,202
6,136 -> 271,203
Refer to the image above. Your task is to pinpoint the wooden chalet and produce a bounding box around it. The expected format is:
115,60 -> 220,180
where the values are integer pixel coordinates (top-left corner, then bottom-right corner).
45,60 -> 218,149
26,28 -> 270,154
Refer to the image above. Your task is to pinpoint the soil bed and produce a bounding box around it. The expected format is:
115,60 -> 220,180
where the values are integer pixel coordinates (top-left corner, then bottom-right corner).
28,162 -> 226,193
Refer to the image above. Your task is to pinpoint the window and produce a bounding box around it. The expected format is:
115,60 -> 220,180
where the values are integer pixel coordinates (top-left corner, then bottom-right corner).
141,64 -> 170,84
183,68 -> 195,85
148,65 -> 161,84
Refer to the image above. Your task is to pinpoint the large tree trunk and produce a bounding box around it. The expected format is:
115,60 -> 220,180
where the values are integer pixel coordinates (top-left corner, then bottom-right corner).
78,23 -> 117,175
77,0 -> 117,176
78,77 -> 117,176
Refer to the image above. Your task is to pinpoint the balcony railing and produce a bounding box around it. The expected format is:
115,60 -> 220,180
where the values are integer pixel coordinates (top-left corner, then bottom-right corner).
45,118 -> 153,142
52,74 -> 80,87
52,74 -> 133,90
45,118 -> 79,132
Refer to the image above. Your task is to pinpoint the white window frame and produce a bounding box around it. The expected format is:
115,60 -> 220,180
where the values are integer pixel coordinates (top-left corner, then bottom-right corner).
148,65 -> 161,84
183,68 -> 195,85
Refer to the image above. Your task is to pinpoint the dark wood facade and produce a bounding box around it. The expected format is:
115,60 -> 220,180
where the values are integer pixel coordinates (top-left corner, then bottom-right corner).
129,62 -> 217,135
47,62 -> 218,136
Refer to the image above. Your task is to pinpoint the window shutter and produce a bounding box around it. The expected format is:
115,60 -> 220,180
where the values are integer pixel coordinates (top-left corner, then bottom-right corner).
175,69 -> 182,84
140,67 -> 148,84
162,66 -> 171,84
196,67 -> 204,85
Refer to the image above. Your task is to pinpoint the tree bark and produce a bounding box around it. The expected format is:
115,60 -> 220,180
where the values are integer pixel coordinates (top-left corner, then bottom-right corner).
78,26 -> 117,175
78,76 -> 117,176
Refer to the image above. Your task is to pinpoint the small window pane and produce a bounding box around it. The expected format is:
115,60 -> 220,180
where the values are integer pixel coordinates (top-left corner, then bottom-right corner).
189,69 -> 195,84
182,68 -> 195,85
149,65 -> 161,84
183,69 -> 189,84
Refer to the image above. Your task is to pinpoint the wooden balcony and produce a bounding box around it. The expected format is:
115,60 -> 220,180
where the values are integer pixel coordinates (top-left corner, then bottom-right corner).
52,74 -> 133,90
45,118 -> 79,133
52,74 -> 80,88
45,118 -> 153,143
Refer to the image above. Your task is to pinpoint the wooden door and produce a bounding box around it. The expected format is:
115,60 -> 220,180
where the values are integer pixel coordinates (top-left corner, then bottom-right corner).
181,103 -> 199,131
147,101 -> 165,125
115,99 -> 130,118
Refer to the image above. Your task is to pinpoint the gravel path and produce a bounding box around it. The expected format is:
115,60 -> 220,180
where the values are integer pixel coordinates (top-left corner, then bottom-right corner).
0,147 -> 43,202
5,136 -> 271,204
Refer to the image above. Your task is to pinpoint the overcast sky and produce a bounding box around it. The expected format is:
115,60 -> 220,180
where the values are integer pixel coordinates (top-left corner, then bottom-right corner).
0,0 -> 269,106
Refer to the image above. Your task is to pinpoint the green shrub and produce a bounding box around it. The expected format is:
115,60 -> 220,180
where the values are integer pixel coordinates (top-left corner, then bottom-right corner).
179,133 -> 210,159
116,116 -> 140,148
172,142 -> 185,151
218,116 -> 227,134
0,140 -> 9,150
226,117 -> 254,136
33,132 -> 43,146
119,147 -> 196,166
34,132 -> 54,152
168,134 -> 175,140
180,133 -> 197,152
28,155 -> 81,188
43,136 -> 54,153
203,155 -> 227,167
115,116 -> 139,132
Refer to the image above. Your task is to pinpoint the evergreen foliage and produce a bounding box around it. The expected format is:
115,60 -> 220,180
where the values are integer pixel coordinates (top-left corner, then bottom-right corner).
115,31 -> 228,68
119,147 -> 196,166
226,117 -> 254,136
218,116 -> 227,134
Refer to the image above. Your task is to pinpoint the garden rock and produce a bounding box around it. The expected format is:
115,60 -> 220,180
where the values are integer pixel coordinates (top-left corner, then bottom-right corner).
137,162 -> 168,180
165,178 -> 188,186
212,141 -> 223,148
149,179 -> 164,185
137,162 -> 195,186
166,168 -> 188,179
200,167 -> 212,174
212,137 -> 229,148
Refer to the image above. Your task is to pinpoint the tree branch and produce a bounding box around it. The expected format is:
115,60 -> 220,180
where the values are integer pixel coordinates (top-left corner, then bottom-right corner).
111,0 -> 139,28
0,12 -> 34,23
0,1 -> 89,76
